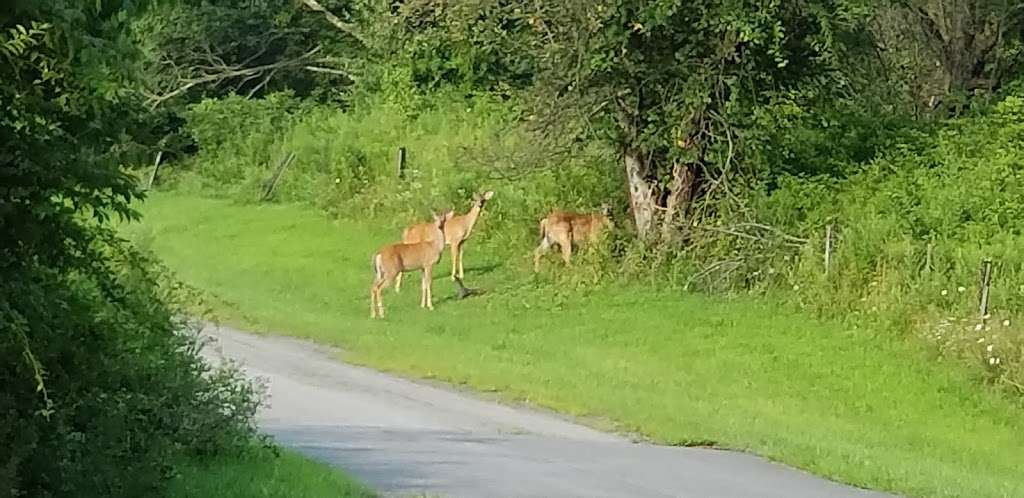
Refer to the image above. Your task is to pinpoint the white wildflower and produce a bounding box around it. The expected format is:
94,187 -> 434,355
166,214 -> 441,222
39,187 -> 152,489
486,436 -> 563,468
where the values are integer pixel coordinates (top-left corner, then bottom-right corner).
334,178 -> 341,184
940,289 -> 948,296
1003,319 -> 1011,327
793,285 -> 800,291
986,344 -> 995,352
989,357 -> 997,365
983,314 -> 992,320
975,324 -> 984,332
957,286 -> 966,293
976,337 -> 986,343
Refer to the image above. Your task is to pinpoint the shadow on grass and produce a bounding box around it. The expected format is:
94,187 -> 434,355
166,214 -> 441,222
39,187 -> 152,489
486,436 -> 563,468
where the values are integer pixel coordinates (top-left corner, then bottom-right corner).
427,263 -> 502,282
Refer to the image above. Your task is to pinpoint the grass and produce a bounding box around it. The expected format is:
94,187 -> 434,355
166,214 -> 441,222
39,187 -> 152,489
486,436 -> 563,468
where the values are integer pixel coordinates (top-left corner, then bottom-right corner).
169,450 -> 375,498
130,192 -> 1024,498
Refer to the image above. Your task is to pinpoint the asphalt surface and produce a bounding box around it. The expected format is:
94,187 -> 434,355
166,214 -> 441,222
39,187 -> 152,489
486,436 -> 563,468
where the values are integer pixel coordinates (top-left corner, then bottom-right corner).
201,324 -> 895,498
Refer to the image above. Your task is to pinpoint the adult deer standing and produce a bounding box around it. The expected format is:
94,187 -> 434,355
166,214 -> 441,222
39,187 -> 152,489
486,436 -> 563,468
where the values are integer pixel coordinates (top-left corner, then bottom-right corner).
370,210 -> 453,318
395,190 -> 494,292
533,203 -> 612,272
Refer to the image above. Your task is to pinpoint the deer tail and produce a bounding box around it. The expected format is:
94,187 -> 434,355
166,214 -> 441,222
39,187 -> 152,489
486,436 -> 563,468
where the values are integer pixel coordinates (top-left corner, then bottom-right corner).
538,218 -> 548,240
372,253 -> 383,280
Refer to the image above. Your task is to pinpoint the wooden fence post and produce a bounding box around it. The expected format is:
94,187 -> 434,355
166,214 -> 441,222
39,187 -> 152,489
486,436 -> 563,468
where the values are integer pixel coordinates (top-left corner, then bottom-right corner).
979,259 -> 993,318
397,146 -> 407,179
260,151 -> 296,201
147,150 -> 163,190
824,223 -> 834,275
925,242 -> 934,273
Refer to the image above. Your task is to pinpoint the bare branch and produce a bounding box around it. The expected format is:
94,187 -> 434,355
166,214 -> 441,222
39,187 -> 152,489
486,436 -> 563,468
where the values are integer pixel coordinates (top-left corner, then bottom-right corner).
246,68 -> 277,98
303,65 -> 351,76
297,0 -> 365,44
684,258 -> 744,290
146,46 -> 325,108
696,224 -> 807,247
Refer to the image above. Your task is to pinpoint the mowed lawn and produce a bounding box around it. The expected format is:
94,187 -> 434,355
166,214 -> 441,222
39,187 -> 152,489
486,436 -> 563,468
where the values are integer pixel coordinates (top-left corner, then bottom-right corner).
131,192 -> 1024,498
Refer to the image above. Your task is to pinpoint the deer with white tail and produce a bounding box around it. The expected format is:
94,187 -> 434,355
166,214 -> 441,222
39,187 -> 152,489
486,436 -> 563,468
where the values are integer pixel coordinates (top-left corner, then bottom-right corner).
396,190 -> 494,292
534,203 -> 612,272
370,210 -> 454,318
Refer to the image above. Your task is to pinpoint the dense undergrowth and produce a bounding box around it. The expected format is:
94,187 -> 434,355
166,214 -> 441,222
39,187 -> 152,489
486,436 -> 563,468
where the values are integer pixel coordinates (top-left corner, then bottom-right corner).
1,3 -> 278,495
161,88 -> 1024,400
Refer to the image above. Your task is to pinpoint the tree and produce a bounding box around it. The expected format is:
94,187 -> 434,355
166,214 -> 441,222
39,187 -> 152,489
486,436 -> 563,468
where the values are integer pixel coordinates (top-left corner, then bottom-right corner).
873,0 -> 1024,115
1,2 -> 260,494
135,0 -> 362,108
517,0 -> 874,243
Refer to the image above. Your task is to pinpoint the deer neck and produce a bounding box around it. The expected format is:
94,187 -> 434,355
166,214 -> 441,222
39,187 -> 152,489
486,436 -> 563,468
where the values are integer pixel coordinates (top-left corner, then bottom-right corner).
462,204 -> 484,234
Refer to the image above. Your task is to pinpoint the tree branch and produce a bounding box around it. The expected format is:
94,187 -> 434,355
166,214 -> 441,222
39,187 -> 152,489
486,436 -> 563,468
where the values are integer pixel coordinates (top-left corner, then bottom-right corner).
297,0 -> 365,45
146,46 -> 328,108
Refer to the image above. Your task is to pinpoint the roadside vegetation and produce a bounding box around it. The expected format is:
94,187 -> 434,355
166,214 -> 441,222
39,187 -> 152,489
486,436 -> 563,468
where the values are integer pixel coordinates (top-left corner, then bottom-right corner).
169,450 -> 375,498
0,2 -> 367,496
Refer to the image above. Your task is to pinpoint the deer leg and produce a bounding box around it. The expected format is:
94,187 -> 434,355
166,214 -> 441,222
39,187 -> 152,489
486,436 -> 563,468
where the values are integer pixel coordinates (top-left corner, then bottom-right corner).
370,283 -> 377,318
394,271 -> 402,293
371,278 -> 388,318
450,242 -> 459,281
533,237 -> 551,272
457,242 -> 466,280
560,237 -> 573,267
424,266 -> 434,310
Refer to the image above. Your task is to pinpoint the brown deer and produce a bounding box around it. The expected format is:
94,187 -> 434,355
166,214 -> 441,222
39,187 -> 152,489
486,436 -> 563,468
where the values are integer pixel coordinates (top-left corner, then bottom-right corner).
395,190 -> 494,292
370,210 -> 454,318
533,203 -> 612,272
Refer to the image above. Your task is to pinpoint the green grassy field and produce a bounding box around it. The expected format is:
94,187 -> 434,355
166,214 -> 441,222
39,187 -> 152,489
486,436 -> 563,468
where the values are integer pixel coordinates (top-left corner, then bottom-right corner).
131,192 -> 1024,498
170,450 -> 374,498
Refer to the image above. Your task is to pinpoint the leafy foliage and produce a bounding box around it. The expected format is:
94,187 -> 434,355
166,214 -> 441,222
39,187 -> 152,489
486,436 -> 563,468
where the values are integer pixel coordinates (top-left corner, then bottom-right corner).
1,2 -> 263,496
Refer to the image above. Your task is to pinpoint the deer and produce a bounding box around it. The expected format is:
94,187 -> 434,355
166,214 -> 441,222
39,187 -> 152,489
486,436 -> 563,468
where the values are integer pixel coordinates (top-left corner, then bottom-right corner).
370,210 -> 454,318
395,190 -> 494,293
533,203 -> 612,272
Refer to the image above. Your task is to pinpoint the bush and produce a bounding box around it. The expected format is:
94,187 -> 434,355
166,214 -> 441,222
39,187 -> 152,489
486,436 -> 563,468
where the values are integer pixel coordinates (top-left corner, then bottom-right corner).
692,94 -> 1024,393
0,4 -> 267,495
1,237 -> 264,497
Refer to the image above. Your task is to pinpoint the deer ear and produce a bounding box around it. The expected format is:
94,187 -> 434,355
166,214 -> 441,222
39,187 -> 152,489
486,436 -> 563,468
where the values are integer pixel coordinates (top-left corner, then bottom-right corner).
483,190 -> 494,200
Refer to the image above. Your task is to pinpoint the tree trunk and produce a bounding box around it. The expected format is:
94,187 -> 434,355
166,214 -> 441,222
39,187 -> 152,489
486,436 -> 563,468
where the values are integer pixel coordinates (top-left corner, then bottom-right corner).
623,148 -> 656,242
660,162 -> 697,244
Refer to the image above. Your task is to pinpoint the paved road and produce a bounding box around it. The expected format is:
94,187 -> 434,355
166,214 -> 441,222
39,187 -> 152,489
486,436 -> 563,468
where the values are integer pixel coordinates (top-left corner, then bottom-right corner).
201,324 -> 894,498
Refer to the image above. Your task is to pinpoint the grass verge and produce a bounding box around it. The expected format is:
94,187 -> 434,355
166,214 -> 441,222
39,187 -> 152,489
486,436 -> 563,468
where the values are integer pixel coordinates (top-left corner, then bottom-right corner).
170,450 -> 375,498
131,192 -> 1024,498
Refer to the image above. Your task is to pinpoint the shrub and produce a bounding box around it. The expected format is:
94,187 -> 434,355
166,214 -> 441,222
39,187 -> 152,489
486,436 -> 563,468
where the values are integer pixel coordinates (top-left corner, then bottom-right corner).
1,3 -> 267,495
1,237 -> 264,497
704,93 -> 1024,391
